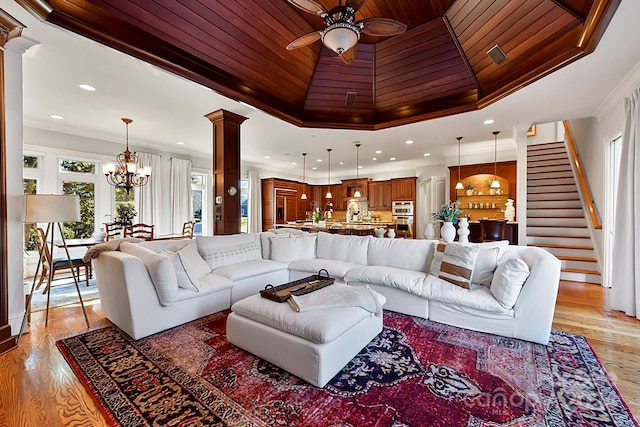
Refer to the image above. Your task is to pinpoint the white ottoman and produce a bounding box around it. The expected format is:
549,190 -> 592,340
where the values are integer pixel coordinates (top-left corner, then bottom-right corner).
227,293 -> 383,387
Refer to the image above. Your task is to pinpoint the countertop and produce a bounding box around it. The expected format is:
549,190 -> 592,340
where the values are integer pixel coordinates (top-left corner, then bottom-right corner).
275,221 -> 395,231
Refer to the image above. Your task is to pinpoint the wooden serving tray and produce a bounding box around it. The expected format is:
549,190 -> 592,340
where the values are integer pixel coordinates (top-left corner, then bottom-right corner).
260,269 -> 334,303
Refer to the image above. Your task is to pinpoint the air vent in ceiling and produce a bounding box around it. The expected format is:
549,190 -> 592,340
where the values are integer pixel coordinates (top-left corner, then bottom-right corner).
487,44 -> 508,65
345,91 -> 357,106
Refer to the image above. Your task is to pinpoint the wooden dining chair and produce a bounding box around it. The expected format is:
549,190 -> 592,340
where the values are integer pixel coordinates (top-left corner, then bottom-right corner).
35,227 -> 91,290
182,221 -> 194,238
124,223 -> 155,240
104,222 -> 123,241
479,219 -> 507,242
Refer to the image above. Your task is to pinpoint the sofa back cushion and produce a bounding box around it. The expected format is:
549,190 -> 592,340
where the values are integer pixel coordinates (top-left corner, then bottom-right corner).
270,235 -> 317,262
368,238 -> 435,272
196,234 -> 263,269
470,240 -> 510,286
316,232 -> 370,265
259,232 -> 276,259
120,242 -> 178,306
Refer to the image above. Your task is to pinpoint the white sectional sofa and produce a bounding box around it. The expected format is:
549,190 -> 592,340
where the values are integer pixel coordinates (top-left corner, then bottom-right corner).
93,231 -> 561,344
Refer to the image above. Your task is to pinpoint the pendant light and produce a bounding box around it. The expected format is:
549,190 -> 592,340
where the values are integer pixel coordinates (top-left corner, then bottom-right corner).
325,148 -> 332,199
353,143 -> 362,198
490,131 -> 501,189
455,137 -> 464,190
300,153 -> 308,200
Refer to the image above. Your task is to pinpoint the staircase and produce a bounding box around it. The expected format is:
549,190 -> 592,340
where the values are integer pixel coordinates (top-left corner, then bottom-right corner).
526,142 -> 601,284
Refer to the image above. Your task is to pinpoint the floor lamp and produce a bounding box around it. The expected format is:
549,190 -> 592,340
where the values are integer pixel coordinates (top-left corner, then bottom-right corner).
18,194 -> 90,344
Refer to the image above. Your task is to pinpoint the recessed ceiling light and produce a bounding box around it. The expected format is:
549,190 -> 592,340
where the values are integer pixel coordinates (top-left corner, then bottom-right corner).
50,115 -> 63,120
424,153 -> 431,157
390,157 -> 396,161
405,140 -> 414,144
376,150 -> 382,154
484,119 -> 495,125
358,165 -> 362,169
317,159 -> 322,162
176,141 -> 185,145
265,156 -> 270,159
372,157 -> 377,161
291,162 -> 297,165
339,162 -> 343,165
312,167 -> 317,170
79,84 -> 96,91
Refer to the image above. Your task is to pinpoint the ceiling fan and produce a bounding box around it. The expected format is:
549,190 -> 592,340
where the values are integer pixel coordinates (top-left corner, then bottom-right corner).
286,0 -> 407,64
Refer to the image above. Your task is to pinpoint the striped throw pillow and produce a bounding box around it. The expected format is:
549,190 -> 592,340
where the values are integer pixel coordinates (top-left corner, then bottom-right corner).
429,242 -> 480,289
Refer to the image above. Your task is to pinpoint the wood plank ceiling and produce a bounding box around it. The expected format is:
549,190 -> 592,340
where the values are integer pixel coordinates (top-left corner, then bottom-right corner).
16,0 -> 619,130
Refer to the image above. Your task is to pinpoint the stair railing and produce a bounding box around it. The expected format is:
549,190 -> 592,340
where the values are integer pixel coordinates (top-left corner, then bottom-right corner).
562,120 -> 602,229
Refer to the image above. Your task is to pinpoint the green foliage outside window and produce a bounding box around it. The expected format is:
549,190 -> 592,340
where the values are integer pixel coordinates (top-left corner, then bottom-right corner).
62,181 -> 95,238
59,160 -> 96,174
23,179 -> 37,251
23,156 -> 39,169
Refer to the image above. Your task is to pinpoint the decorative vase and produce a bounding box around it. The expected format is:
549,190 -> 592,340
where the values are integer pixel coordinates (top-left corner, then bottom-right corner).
386,228 -> 396,238
374,228 -> 386,238
424,223 -> 436,239
93,227 -> 106,242
441,221 -> 456,242
457,217 -> 469,243
504,199 -> 515,222
489,189 -> 496,195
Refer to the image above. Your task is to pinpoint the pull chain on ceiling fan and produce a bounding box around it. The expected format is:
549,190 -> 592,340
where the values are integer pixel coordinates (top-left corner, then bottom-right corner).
286,0 -> 407,64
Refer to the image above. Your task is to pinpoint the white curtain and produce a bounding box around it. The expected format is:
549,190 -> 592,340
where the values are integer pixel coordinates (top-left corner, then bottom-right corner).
248,169 -> 262,233
170,158 -> 192,234
134,152 -> 162,226
611,87 -> 640,319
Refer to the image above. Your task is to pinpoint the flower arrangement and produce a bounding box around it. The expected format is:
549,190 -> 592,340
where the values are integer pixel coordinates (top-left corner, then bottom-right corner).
432,200 -> 462,224
463,182 -> 475,191
312,207 -> 324,224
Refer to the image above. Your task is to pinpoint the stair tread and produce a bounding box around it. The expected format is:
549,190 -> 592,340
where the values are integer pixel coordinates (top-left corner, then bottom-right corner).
527,225 -> 587,228
527,233 -> 590,238
556,255 -> 597,262
532,243 -> 594,250
562,268 -> 601,275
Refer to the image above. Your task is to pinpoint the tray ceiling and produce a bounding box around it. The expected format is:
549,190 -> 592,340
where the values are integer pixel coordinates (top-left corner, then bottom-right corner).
17,0 -> 618,130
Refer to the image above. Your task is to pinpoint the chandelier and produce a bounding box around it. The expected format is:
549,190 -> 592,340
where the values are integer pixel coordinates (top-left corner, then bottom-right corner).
103,118 -> 151,193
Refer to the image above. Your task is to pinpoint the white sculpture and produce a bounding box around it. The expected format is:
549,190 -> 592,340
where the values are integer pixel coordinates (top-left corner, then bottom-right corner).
504,199 -> 515,222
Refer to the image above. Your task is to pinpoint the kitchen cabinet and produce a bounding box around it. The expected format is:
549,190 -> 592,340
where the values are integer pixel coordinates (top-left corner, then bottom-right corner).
341,178 -> 369,199
368,180 -> 392,210
391,177 -> 416,201
261,178 -> 303,230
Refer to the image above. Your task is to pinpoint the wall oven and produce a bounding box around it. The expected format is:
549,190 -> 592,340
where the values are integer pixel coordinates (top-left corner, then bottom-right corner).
392,201 -> 414,216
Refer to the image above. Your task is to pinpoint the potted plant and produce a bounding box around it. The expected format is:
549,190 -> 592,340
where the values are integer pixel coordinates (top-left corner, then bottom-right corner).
115,205 -> 137,227
463,182 -> 475,196
431,200 -> 462,242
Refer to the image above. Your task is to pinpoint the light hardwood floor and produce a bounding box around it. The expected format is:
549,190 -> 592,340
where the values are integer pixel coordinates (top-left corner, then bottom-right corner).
0,281 -> 638,426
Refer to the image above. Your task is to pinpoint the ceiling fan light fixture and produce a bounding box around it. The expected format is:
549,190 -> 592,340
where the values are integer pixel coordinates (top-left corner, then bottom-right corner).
322,23 -> 360,55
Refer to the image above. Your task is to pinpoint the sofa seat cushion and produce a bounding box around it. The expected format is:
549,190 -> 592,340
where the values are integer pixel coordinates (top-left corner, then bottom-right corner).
288,258 -> 360,280
174,273 -> 233,303
231,294 -> 372,344
344,266 -> 428,298
425,274 -> 511,314
213,259 -> 289,282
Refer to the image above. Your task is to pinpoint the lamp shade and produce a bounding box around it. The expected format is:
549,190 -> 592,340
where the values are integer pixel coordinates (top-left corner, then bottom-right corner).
322,26 -> 358,55
24,194 -> 81,223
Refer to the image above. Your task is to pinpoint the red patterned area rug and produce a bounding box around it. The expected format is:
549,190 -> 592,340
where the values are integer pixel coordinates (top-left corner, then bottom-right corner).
57,310 -> 638,427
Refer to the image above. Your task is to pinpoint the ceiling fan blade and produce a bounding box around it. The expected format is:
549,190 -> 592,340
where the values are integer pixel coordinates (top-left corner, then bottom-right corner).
286,31 -> 323,50
345,0 -> 369,12
360,18 -> 407,37
286,0 -> 327,16
340,45 -> 356,64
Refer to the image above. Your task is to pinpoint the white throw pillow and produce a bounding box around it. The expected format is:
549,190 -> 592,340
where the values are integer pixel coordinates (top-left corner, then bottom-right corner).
270,235 -> 317,262
199,241 -> 262,270
490,257 -> 530,309
120,242 -> 178,306
429,242 -> 480,289
162,244 -> 211,292
470,241 -> 509,286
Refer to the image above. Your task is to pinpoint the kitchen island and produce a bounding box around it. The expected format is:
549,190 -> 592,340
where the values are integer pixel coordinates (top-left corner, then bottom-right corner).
274,221 -> 396,236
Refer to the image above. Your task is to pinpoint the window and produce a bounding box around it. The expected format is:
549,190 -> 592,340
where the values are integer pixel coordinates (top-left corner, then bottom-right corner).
62,181 -> 95,238
59,159 -> 97,174
24,156 -> 39,169
191,173 -> 206,235
23,179 -> 38,251
240,179 -> 248,233
114,186 -> 135,223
